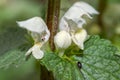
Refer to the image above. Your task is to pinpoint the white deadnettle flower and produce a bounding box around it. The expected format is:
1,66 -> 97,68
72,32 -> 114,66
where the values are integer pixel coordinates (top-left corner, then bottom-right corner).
54,30 -> 71,56
17,17 -> 50,59
55,2 -> 98,50
59,1 -> 99,31
71,29 -> 87,50
57,1 -> 98,51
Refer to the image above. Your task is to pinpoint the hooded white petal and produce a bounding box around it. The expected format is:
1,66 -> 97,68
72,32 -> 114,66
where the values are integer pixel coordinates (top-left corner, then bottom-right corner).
17,17 -> 48,34
71,29 -> 87,50
59,1 -> 99,30
17,17 -> 50,43
54,30 -> 71,49
74,2 -> 99,15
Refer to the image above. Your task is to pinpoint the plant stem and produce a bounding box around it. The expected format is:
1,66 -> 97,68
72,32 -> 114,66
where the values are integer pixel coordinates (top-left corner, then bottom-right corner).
47,0 -> 61,51
40,0 -> 61,80
53,0 -> 61,39
40,65 -> 54,80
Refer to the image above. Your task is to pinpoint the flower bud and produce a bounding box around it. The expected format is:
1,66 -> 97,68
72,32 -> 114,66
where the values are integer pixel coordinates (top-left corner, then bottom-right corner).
54,31 -> 72,49
71,29 -> 87,50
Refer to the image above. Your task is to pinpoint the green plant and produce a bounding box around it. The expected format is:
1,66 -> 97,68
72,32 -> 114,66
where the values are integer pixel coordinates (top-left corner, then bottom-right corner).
0,1 -> 120,80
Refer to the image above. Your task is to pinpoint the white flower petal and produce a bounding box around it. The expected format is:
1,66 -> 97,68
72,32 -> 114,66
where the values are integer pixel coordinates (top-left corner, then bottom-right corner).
76,18 -> 86,28
59,1 -> 98,30
71,29 -> 87,50
32,49 -> 44,59
25,47 -> 33,56
17,17 -> 48,34
59,6 -> 86,30
59,18 -> 70,32
54,30 -> 71,49
17,17 -> 50,43
44,29 -> 50,42
64,6 -> 87,20
32,43 -> 44,59
74,2 -> 99,16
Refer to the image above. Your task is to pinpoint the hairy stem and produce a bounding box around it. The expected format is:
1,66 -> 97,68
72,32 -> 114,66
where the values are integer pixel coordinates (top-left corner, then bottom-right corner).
40,0 -> 61,80
47,0 -> 61,51
53,0 -> 61,40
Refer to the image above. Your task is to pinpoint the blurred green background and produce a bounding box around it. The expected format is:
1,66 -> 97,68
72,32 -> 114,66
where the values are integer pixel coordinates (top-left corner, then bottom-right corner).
0,0 -> 120,80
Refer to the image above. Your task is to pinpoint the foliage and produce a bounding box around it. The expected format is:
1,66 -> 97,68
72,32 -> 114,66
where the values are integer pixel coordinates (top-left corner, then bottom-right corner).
0,49 -> 25,69
41,52 -> 84,80
41,35 -> 120,80
0,0 -> 120,80
0,27 -> 26,55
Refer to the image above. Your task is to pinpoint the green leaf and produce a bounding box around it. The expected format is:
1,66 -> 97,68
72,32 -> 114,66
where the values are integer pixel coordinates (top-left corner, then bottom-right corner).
72,35 -> 120,80
41,53 -> 84,80
0,49 -> 25,69
0,27 -> 26,55
41,35 -> 120,80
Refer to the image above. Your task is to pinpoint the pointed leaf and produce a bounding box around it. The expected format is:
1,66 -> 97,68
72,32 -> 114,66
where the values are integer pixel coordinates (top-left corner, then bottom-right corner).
41,53 -> 84,80
72,35 -> 120,80
0,49 -> 25,69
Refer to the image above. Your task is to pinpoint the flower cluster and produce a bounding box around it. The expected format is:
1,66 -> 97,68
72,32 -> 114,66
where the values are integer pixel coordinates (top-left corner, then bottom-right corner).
17,1 -> 98,59
54,2 -> 98,56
